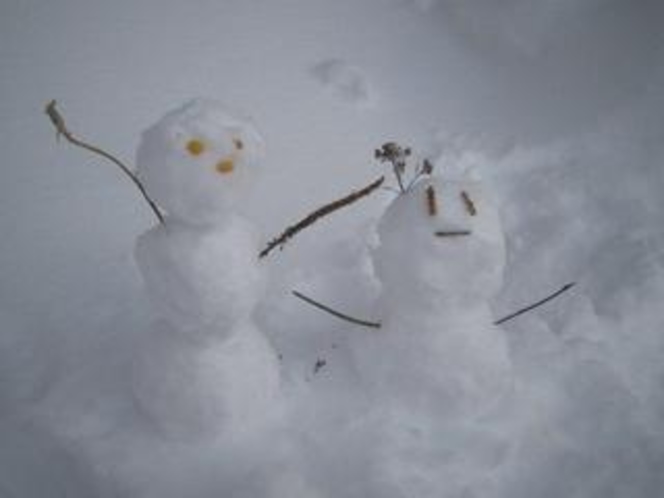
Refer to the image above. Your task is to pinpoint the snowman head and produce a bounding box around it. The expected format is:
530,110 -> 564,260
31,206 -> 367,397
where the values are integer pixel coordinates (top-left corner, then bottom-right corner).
137,99 -> 265,226
374,175 -> 505,308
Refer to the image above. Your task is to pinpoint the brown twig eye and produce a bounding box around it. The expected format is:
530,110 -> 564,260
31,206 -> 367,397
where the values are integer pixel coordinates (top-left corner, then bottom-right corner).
425,185 -> 438,216
186,139 -> 206,156
233,138 -> 244,150
461,191 -> 477,216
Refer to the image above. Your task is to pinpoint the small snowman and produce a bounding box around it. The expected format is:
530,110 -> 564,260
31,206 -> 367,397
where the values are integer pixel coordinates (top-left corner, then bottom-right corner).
131,99 -> 281,441
351,145 -> 514,497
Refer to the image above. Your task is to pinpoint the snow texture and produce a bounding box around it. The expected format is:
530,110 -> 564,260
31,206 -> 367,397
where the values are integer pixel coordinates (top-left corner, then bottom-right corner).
311,59 -> 373,106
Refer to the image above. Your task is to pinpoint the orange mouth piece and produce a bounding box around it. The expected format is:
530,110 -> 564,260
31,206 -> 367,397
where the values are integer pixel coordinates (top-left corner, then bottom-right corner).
216,158 -> 235,174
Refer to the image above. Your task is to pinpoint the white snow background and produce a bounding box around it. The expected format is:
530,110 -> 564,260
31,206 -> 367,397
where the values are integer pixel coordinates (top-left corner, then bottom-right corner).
1,0 -> 664,496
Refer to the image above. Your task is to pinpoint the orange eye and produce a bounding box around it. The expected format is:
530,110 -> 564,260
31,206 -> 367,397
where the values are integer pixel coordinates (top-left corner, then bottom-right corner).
216,159 -> 235,174
186,139 -> 206,156
233,138 -> 244,150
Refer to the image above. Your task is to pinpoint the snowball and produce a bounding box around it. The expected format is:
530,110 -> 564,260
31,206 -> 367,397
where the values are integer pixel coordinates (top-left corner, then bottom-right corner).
135,216 -> 265,336
136,98 -> 265,226
374,176 -> 506,309
132,322 -> 281,441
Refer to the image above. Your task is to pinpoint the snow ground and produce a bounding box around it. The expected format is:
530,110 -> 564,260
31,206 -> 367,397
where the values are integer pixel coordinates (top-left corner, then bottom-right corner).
1,0 -> 663,496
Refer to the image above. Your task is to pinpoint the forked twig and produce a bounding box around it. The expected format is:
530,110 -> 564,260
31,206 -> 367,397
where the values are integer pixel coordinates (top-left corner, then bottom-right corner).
44,100 -> 164,224
259,176 -> 385,258
292,290 -> 381,328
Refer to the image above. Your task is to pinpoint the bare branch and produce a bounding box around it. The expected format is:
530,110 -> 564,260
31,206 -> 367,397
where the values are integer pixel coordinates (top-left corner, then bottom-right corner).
292,282 -> 576,330
44,100 -> 164,224
494,282 -> 576,325
259,176 -> 385,259
461,191 -> 476,216
292,290 -> 381,329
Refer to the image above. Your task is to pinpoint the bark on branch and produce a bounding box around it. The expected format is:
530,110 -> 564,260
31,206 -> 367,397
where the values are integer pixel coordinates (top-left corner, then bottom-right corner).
259,175 -> 385,258
44,100 -> 164,224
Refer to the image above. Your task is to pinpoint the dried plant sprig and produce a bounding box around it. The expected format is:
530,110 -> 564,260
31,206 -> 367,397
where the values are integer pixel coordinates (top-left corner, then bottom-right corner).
375,142 -> 434,193
44,100 -> 164,224
494,282 -> 576,325
259,175 -> 385,259
375,142 -> 410,192
292,290 -> 382,328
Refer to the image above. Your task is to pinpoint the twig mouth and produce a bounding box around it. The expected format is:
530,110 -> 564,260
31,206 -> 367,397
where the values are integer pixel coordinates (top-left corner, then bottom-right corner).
434,230 -> 472,237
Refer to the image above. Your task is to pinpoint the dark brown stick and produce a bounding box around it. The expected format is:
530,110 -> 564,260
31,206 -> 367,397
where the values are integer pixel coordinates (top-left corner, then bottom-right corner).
426,185 -> 438,216
461,191 -> 476,216
44,100 -> 164,224
292,282 -> 576,330
291,290 -> 381,328
259,176 -> 385,258
494,282 -> 576,325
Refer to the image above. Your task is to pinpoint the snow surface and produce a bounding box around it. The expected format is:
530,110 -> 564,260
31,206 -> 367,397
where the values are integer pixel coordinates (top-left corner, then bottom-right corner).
1,0 -> 664,496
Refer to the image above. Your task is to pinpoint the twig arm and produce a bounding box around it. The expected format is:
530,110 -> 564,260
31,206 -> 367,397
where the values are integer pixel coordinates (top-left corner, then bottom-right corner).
292,290 -> 381,329
44,100 -> 164,224
494,282 -> 576,325
292,282 -> 576,330
259,175 -> 384,258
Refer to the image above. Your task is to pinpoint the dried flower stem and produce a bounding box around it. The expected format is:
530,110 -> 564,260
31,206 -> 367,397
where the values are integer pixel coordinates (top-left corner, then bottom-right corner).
292,290 -> 381,328
44,100 -> 164,224
259,176 -> 385,258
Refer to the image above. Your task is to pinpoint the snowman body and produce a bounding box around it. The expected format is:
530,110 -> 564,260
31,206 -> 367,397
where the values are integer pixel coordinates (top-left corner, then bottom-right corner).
352,176 -> 513,497
131,99 -> 281,440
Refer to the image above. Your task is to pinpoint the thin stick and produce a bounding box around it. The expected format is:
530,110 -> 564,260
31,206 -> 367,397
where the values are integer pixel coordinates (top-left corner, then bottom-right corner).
292,282 -> 576,330
434,230 -> 472,237
259,176 -> 385,258
494,282 -> 576,325
44,100 -> 164,224
426,185 -> 438,216
291,290 -> 381,329
461,191 -> 476,216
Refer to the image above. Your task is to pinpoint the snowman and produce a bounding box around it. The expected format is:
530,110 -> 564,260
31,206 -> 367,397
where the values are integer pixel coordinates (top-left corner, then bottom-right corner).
351,164 -> 514,497
131,98 -> 281,441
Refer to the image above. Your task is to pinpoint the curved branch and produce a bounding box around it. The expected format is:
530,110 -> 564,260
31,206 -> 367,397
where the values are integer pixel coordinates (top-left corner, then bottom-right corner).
292,282 -> 576,330
45,100 -> 164,224
292,290 -> 381,329
494,282 -> 576,325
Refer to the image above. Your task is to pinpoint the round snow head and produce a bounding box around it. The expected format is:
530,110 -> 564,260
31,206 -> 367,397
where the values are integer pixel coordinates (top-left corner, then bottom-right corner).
137,99 -> 265,225
375,176 -> 505,306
